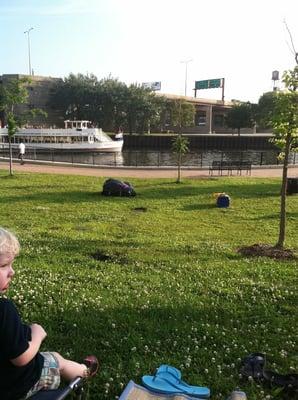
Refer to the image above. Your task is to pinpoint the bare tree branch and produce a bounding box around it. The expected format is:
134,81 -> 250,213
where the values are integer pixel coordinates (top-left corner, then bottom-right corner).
283,19 -> 298,64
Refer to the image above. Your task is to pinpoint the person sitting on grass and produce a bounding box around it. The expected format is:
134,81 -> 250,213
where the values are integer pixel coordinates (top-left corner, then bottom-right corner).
0,227 -> 99,400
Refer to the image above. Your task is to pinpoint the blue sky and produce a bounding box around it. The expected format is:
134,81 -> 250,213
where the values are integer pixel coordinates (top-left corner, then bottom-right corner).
0,0 -> 297,103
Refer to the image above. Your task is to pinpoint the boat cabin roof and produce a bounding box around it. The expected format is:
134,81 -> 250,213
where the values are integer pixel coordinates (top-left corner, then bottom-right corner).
64,120 -> 91,129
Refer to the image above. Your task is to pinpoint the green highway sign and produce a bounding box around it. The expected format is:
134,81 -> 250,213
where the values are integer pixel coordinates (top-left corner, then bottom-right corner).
196,80 -> 208,89
209,79 -> 221,88
195,79 -> 222,90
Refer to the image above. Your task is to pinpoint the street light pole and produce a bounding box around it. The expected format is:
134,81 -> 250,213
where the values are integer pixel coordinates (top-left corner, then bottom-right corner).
180,58 -> 193,96
24,27 -> 33,75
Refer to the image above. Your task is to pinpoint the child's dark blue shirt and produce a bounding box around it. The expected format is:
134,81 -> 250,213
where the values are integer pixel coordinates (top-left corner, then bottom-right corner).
0,298 -> 44,400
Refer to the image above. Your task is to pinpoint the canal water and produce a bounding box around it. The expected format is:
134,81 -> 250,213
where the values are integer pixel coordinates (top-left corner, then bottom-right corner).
2,148 -> 297,167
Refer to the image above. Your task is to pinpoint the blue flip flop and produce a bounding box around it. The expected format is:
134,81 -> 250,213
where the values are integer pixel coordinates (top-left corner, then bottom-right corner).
156,364 -> 182,380
142,375 -> 210,398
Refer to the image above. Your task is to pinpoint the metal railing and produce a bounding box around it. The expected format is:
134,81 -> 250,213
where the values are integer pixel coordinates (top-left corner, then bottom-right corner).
0,148 -> 297,167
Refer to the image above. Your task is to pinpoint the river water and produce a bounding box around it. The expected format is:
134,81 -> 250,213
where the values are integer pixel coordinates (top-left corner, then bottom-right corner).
4,148 -> 297,167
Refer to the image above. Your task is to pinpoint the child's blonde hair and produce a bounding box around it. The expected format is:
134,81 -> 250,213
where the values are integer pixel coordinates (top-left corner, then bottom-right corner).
0,228 -> 20,256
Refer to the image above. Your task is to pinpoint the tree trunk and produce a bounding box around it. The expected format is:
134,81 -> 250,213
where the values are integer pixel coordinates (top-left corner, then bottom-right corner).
8,137 -> 13,176
275,132 -> 291,249
177,151 -> 181,183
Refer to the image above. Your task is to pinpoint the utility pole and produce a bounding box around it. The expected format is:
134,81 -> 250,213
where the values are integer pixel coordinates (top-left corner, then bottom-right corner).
180,59 -> 193,96
24,27 -> 34,75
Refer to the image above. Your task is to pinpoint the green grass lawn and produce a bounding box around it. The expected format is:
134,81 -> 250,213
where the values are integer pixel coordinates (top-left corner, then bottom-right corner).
0,170 -> 297,400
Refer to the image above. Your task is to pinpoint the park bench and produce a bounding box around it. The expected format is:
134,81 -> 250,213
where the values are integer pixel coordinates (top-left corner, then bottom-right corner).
209,161 -> 252,176
209,161 -> 222,175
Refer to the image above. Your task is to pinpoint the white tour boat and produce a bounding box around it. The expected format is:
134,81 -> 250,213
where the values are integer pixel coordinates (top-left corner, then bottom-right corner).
0,120 -> 124,152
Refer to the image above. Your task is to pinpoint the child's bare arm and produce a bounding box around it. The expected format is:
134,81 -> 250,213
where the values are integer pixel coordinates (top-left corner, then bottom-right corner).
10,323 -> 47,367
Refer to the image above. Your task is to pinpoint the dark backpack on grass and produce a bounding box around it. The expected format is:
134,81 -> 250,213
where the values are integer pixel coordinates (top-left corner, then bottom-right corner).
102,178 -> 136,197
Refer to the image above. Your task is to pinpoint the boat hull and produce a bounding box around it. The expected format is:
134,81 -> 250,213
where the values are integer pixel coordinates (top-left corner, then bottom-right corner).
0,126 -> 123,153
0,142 -> 123,152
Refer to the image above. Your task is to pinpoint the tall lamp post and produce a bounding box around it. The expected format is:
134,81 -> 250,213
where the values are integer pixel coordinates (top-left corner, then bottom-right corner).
180,58 -> 193,96
24,27 -> 34,75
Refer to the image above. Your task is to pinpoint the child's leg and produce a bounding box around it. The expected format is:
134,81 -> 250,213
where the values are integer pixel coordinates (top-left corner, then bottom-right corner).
52,352 -> 87,381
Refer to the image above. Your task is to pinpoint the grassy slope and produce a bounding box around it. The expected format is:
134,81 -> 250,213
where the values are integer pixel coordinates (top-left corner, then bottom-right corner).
0,171 -> 297,399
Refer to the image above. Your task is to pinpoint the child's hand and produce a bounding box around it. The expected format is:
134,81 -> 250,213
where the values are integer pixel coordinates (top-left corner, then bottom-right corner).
30,323 -> 47,342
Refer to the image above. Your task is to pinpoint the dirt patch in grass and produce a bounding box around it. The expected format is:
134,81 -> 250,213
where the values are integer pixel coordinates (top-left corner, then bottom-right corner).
238,243 -> 297,260
133,207 -> 147,212
91,251 -> 113,262
91,250 -> 129,265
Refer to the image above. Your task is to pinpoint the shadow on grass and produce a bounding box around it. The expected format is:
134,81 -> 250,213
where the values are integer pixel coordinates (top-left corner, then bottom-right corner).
31,300 -> 296,400
0,178 -> 282,204
182,203 -> 215,211
251,212 -> 298,220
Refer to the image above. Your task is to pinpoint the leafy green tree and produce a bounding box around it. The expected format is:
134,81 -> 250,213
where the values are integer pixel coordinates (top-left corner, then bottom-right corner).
135,91 -> 166,134
255,91 -> 277,129
225,102 -> 255,135
165,99 -> 194,182
258,66 -> 298,248
0,77 -> 46,175
171,134 -> 189,183
167,99 -> 195,133
49,74 -> 165,134
94,77 -> 128,131
49,73 -> 98,123
124,84 -> 163,134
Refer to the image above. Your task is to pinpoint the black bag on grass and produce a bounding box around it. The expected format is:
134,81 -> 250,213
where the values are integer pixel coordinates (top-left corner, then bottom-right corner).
102,178 -> 136,197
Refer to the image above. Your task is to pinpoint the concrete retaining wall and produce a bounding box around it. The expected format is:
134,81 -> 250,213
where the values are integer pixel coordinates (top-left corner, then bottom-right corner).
120,134 -> 277,151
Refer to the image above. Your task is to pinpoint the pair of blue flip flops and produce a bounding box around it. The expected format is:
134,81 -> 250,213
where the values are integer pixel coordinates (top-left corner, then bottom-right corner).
142,365 -> 210,398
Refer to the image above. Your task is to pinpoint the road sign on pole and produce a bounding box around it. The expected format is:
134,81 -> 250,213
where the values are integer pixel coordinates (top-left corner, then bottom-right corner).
194,78 -> 225,101
195,79 -> 222,90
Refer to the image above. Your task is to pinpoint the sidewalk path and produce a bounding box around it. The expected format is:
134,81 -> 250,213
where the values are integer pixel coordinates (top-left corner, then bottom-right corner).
0,160 -> 297,179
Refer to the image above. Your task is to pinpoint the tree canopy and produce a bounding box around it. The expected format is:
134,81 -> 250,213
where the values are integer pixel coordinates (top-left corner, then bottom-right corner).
225,101 -> 255,135
49,74 -> 167,134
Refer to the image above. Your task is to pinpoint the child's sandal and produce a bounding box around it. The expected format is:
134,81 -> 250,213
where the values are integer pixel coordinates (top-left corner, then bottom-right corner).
83,355 -> 99,378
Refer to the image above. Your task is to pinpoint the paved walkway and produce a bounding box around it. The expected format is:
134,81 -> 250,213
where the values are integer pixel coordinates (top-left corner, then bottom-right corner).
1,159 -> 297,179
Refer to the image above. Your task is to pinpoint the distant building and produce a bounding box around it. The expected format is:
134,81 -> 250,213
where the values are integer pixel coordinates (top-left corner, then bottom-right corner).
156,93 -> 237,134
0,74 -> 64,128
0,74 -> 255,134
